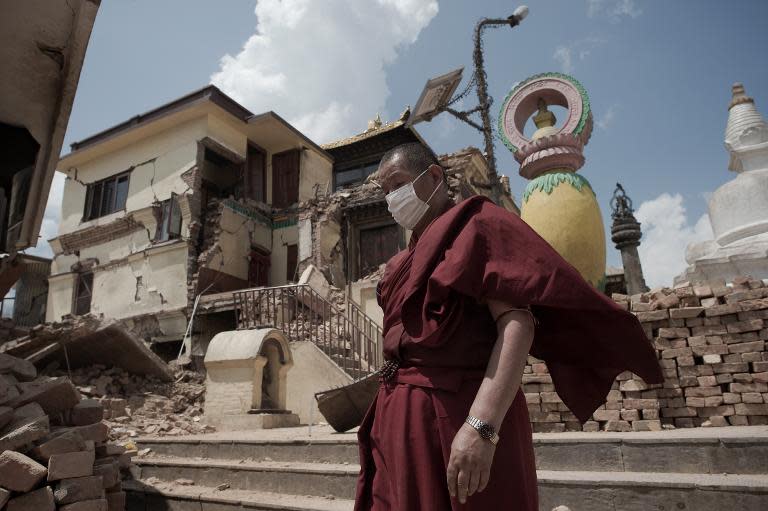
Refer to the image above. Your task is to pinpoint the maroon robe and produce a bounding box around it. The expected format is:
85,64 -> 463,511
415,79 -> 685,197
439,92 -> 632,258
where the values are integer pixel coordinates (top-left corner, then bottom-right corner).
355,195 -> 663,510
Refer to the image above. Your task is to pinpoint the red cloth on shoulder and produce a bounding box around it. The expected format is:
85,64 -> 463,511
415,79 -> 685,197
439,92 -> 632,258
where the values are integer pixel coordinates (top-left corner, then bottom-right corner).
399,195 -> 663,422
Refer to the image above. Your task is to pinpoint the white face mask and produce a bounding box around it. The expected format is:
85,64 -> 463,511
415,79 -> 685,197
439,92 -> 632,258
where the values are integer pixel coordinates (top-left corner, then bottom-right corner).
385,167 -> 443,230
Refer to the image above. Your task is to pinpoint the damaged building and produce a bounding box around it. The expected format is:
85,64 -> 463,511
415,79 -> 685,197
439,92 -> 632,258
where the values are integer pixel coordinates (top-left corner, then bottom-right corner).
46,85 -> 517,370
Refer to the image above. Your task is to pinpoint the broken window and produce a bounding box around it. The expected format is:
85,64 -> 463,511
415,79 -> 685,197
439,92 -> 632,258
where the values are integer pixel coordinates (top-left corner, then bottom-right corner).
201,147 -> 240,199
83,171 -> 130,221
73,271 -> 94,316
271,150 -> 300,208
286,244 -> 298,282
156,195 -> 182,242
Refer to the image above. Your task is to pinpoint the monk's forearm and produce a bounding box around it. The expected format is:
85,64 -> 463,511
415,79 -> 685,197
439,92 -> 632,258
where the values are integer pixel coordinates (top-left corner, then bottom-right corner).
468,311 -> 534,431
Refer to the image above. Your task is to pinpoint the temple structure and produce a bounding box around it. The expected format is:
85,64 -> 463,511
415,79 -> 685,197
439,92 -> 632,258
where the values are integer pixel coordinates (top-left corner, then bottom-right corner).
677,83 -> 768,284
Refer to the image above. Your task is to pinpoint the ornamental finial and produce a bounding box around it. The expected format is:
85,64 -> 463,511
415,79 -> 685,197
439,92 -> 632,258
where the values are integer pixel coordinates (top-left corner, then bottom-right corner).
729,83 -> 755,110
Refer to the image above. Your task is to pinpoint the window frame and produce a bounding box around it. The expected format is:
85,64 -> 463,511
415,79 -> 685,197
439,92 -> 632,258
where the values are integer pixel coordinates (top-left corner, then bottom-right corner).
72,271 -> 94,316
83,170 -> 131,221
155,194 -> 182,242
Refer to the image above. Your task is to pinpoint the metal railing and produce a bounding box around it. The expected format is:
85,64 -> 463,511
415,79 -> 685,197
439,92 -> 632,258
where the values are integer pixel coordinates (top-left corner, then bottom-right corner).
233,284 -> 383,377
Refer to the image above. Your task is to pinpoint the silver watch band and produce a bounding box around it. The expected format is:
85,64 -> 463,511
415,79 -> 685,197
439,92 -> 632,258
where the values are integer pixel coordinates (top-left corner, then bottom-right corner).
465,415 -> 500,445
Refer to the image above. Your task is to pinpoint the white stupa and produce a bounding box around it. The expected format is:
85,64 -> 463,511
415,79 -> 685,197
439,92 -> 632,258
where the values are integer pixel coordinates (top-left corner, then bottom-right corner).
677,83 -> 768,284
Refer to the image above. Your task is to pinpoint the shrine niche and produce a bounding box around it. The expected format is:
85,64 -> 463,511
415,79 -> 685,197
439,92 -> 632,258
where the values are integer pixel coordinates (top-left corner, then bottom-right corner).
203,328 -> 299,429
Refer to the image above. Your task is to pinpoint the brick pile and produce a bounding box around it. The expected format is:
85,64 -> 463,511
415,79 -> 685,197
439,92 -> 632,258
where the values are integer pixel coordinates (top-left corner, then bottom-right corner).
0,353 -> 131,510
524,276 -> 768,432
49,365 -> 212,441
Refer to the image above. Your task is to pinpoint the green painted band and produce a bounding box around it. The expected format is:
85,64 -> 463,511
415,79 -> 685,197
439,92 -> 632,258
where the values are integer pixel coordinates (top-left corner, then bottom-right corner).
522,171 -> 595,203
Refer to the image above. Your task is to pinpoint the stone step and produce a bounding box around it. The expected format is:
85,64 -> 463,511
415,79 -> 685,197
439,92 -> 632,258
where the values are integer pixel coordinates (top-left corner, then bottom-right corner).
127,464 -> 768,511
538,470 -> 768,511
133,456 -> 359,500
137,426 -> 768,475
124,480 -> 354,511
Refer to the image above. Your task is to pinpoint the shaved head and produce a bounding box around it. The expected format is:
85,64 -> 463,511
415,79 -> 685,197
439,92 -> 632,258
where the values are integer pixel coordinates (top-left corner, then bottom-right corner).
379,142 -> 439,177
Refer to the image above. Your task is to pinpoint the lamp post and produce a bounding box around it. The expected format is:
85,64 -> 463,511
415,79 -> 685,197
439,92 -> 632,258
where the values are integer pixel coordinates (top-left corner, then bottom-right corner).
409,6 -> 529,204
472,7 -> 529,187
443,6 -> 529,204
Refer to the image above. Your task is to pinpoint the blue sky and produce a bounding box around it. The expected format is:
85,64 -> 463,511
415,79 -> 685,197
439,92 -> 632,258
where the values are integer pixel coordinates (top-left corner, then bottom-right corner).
33,0 -> 768,287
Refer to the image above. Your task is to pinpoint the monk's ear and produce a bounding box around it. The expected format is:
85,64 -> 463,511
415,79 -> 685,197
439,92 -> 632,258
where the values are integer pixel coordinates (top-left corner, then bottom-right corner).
429,164 -> 445,184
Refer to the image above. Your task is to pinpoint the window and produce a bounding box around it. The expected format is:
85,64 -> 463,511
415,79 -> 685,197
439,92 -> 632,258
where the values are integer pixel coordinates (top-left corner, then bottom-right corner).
83,171 -> 130,221
334,162 -> 378,191
156,195 -> 182,242
286,244 -> 298,282
271,150 -> 300,208
73,271 -> 94,316
358,224 -> 401,278
249,247 -> 271,287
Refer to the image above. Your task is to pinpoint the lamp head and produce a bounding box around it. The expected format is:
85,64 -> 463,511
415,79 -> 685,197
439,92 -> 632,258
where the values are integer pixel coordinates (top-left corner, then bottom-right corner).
508,5 -> 529,26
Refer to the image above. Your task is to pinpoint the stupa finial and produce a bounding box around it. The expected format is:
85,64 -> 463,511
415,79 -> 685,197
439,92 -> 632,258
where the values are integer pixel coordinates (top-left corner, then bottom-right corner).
729,83 -> 754,110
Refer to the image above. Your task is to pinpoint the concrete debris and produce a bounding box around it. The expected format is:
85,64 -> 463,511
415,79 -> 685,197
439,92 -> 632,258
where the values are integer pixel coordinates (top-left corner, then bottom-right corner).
48,364 -> 213,441
0,352 -> 131,511
0,315 -> 173,382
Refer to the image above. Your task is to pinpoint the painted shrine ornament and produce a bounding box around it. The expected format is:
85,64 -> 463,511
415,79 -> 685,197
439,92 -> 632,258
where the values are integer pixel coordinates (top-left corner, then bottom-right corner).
498,73 -> 606,289
498,72 -> 593,176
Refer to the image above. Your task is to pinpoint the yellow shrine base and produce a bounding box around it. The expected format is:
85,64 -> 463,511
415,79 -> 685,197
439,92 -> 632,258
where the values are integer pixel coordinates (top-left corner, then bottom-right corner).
521,172 -> 606,288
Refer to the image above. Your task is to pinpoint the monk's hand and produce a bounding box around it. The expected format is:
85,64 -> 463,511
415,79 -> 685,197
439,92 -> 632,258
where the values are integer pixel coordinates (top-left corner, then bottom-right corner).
447,422 -> 496,503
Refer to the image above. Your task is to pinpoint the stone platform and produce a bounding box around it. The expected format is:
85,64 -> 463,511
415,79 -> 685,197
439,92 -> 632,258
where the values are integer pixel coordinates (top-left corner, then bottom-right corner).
125,425 -> 768,511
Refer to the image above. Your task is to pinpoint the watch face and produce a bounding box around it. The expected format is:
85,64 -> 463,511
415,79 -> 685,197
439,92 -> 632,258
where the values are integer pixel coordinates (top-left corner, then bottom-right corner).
478,423 -> 494,439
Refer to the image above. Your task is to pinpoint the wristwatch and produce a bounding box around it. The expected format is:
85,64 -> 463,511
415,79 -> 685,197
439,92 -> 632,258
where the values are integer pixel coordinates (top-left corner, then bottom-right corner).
465,415 -> 500,445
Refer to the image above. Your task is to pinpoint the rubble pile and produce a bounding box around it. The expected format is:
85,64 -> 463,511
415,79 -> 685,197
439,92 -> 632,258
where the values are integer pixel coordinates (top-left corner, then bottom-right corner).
0,318 -> 27,347
49,365 -> 213,441
525,276 -> 768,432
0,352 -> 131,510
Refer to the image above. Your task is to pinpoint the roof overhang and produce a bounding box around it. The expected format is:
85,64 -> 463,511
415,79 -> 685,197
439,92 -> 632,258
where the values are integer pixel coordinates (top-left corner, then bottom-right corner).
0,0 -> 101,252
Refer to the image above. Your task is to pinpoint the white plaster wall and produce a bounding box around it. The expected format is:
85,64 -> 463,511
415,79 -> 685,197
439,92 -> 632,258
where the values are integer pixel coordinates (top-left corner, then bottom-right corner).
207,206 -> 272,282
299,149 -> 332,202
46,273 -> 77,322
349,280 -> 384,328
57,117 -> 206,236
89,243 -> 189,320
271,225 -> 299,285
46,243 -> 189,325
286,341 -> 353,425
206,113 -> 247,158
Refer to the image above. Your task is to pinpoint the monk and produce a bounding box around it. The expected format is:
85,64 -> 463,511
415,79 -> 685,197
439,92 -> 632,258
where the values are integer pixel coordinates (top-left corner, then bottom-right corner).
354,142 -> 663,510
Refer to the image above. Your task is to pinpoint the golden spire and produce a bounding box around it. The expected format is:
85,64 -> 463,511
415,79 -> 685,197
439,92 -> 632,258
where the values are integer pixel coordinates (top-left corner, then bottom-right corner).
532,98 -> 559,140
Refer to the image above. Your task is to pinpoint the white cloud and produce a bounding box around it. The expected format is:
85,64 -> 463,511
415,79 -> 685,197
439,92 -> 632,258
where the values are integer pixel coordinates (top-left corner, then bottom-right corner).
587,0 -> 642,21
24,172 -> 65,259
597,104 -> 619,130
211,0 -> 439,144
553,46 -> 574,74
635,193 -> 713,288
553,37 -> 606,74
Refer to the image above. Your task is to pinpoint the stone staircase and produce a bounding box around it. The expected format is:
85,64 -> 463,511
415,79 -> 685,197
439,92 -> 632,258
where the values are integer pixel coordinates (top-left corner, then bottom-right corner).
125,426 -> 768,511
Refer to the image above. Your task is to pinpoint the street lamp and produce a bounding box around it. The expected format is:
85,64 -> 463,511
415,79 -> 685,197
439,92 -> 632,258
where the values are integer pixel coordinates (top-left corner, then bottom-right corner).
409,6 -> 530,204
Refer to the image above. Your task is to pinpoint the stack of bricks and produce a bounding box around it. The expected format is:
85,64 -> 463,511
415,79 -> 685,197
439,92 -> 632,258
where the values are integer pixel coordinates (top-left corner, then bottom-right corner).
524,276 -> 768,433
0,353 -> 132,510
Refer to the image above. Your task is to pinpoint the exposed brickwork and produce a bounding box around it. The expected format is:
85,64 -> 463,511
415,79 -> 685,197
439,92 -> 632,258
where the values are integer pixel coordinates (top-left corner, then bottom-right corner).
57,217 -> 145,255
525,276 -> 768,432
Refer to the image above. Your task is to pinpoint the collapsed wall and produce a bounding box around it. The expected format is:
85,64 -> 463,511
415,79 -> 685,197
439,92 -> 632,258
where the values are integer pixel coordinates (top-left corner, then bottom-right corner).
525,276 -> 768,432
